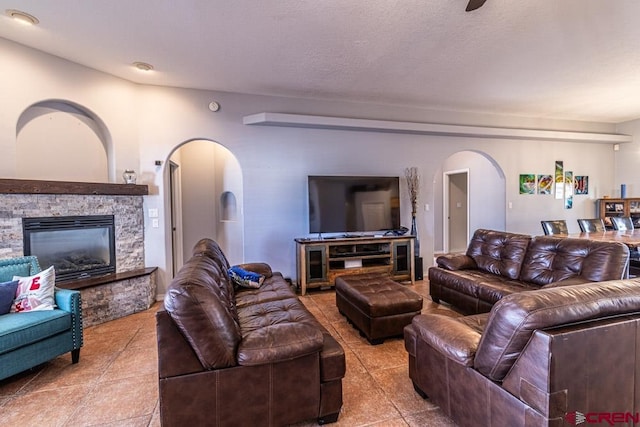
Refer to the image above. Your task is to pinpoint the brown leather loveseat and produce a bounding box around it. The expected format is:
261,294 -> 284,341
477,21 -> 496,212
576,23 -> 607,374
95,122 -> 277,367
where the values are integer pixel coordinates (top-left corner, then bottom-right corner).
429,228 -> 630,314
156,239 -> 345,426
405,279 -> 640,426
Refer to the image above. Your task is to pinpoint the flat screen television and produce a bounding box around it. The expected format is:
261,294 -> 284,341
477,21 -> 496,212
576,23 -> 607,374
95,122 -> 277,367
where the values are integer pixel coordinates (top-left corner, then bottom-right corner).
308,175 -> 401,235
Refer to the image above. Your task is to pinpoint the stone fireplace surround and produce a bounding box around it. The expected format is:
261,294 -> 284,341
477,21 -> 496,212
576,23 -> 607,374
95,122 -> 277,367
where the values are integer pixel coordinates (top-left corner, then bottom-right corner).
0,179 -> 156,327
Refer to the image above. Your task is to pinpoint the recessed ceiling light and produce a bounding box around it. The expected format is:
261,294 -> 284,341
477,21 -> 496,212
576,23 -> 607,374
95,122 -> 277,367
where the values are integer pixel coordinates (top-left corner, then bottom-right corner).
133,61 -> 154,72
6,9 -> 39,25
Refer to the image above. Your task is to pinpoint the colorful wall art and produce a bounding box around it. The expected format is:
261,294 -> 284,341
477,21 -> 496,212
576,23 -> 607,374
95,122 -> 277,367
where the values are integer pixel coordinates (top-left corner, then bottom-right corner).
575,176 -> 588,195
555,160 -> 564,200
565,171 -> 573,209
519,174 -> 536,194
538,175 -> 553,195
520,161 -> 588,210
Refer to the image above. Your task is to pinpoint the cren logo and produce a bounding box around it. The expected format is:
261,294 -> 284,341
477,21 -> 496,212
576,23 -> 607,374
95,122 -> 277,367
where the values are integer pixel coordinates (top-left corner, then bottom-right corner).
565,411 -> 640,425
565,411 -> 586,425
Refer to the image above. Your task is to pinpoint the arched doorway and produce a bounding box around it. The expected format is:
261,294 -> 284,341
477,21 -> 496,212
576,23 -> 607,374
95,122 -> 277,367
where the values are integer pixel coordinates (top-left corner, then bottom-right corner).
434,150 -> 506,252
167,139 -> 243,275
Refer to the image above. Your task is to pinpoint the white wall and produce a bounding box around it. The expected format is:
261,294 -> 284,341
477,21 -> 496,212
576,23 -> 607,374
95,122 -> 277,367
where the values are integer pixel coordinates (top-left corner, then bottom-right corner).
176,140 -> 218,261
615,119 -> 640,198
436,151 -> 505,253
1,37 -> 631,296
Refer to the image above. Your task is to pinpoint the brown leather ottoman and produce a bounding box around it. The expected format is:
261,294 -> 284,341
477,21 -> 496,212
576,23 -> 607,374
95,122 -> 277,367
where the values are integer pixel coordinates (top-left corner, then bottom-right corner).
335,273 -> 423,345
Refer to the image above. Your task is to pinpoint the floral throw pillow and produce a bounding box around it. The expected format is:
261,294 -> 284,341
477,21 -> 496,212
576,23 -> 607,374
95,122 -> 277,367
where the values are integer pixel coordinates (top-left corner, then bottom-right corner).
11,265 -> 56,312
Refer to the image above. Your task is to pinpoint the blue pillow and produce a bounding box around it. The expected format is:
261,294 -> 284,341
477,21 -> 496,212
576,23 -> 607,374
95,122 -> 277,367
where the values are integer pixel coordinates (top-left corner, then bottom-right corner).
0,280 -> 19,315
228,266 -> 265,289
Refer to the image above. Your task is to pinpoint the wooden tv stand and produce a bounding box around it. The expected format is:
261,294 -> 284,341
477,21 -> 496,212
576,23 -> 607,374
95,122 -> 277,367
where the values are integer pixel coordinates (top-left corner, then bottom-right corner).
295,235 -> 415,295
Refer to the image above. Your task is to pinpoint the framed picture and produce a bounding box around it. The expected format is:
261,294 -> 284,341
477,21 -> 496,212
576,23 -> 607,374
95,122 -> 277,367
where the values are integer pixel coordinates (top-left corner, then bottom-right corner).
564,171 -> 573,209
519,174 -> 536,194
537,174 -> 553,195
574,176 -> 588,195
555,160 -> 564,199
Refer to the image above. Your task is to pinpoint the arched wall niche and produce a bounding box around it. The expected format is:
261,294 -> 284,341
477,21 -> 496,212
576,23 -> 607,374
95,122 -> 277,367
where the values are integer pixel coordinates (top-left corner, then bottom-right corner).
16,100 -> 113,182
220,191 -> 238,221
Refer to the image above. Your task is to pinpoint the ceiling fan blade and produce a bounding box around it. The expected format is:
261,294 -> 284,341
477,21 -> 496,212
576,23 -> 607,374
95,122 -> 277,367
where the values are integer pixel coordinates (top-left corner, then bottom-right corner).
466,0 -> 487,11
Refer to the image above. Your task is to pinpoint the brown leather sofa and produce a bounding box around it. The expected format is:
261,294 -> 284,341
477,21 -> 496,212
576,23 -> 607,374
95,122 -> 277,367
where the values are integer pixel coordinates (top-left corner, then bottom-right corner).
156,239 -> 345,426
405,279 -> 640,426
430,228 -> 630,314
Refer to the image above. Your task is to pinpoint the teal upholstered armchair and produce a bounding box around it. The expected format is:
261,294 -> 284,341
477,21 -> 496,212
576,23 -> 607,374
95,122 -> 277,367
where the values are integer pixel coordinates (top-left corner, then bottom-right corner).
0,256 -> 83,381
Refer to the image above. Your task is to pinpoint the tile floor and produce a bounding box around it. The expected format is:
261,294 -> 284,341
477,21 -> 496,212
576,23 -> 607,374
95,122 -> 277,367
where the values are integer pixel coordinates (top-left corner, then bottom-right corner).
0,280 -> 460,426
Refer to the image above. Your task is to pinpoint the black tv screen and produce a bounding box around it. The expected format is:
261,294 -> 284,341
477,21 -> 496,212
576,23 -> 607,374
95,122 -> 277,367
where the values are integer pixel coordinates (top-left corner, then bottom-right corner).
308,175 -> 401,234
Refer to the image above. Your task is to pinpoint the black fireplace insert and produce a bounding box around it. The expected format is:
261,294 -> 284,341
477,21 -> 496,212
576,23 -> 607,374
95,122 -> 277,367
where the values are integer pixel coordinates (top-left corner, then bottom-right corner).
23,215 -> 116,283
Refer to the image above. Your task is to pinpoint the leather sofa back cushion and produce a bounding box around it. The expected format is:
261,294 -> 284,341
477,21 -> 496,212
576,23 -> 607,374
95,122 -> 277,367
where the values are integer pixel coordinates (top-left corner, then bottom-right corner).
466,229 -> 531,280
164,254 -> 241,369
164,282 -> 241,369
519,237 -> 629,285
474,279 -> 640,381
192,238 -> 231,272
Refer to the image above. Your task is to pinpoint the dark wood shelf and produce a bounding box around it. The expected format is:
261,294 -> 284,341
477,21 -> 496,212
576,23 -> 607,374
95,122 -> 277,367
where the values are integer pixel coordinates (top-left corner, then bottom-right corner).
57,267 -> 157,290
0,179 -> 148,196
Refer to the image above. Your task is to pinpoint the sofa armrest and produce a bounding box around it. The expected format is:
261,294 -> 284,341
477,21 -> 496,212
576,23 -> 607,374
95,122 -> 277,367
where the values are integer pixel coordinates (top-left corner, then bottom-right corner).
411,314 -> 480,366
54,288 -> 83,350
236,262 -> 273,278
436,253 -> 477,271
238,323 -> 323,366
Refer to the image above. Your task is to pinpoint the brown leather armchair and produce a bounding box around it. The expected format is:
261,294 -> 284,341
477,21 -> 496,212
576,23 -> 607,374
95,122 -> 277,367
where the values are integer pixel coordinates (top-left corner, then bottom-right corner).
405,279 -> 640,426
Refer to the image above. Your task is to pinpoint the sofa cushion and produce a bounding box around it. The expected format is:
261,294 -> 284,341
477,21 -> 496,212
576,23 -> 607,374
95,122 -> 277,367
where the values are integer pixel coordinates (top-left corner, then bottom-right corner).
235,273 -> 297,309
0,280 -> 19,315
192,238 -> 231,272
519,236 -> 630,285
164,280 -> 241,369
173,255 -> 238,323
11,265 -> 56,312
465,229 -> 531,280
0,309 -> 71,355
474,279 -> 640,381
237,323 -> 323,366
237,297 -> 317,337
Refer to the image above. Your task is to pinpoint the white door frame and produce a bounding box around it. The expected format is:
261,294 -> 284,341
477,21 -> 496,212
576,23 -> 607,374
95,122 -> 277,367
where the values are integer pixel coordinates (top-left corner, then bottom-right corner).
169,160 -> 184,277
443,168 -> 470,252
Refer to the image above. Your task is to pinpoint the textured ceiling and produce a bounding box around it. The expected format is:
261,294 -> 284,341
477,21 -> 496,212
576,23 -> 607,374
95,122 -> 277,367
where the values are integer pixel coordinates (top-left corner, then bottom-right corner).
1,0 -> 640,123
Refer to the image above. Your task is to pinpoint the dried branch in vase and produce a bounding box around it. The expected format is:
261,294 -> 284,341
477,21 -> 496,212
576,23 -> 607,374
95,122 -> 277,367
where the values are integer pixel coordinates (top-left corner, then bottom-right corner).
405,167 -> 420,215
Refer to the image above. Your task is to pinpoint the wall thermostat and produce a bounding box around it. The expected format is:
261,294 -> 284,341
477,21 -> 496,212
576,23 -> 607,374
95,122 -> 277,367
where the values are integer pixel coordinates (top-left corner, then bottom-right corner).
208,101 -> 220,112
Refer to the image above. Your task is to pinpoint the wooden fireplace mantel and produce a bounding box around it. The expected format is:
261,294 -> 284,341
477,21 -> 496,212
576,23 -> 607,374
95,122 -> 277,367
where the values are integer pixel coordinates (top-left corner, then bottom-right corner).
0,179 -> 148,196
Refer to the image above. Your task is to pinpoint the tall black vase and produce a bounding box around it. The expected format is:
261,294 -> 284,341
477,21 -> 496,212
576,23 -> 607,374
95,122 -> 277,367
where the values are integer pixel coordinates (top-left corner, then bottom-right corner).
410,215 -> 420,257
